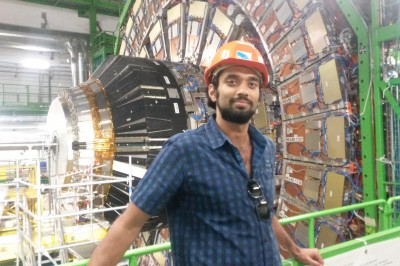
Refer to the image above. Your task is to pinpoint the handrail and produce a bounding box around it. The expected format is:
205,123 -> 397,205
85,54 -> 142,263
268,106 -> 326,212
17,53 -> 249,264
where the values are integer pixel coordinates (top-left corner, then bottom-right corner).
282,226 -> 400,266
383,195 -> 400,229
279,199 -> 387,248
62,242 -> 171,266
61,198 -> 398,266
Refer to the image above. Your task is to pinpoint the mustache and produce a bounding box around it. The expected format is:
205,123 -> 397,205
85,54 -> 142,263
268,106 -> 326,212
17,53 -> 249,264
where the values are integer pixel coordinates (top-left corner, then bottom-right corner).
231,96 -> 252,105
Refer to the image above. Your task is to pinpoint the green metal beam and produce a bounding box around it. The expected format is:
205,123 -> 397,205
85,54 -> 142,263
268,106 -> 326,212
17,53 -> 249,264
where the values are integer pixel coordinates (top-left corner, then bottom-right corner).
371,1 -> 389,229
335,0 -> 378,233
370,0 -> 400,231
388,78 -> 400,86
114,0 -> 135,55
379,81 -> 400,117
19,0 -> 123,17
89,4 -> 97,47
378,22 -> 400,42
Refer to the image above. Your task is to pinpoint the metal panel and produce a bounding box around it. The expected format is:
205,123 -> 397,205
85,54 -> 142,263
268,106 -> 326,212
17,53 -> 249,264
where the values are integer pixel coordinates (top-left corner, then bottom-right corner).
167,3 -> 183,61
324,172 -> 345,209
293,0 -> 311,11
305,131 -> 320,151
326,116 -> 346,159
316,224 -> 338,249
319,60 -> 343,103
303,178 -> 320,201
300,72 -> 317,104
186,1 -> 209,63
288,29 -> 308,62
273,0 -> 292,26
305,10 -> 328,54
149,20 -> 165,60
200,8 -> 233,67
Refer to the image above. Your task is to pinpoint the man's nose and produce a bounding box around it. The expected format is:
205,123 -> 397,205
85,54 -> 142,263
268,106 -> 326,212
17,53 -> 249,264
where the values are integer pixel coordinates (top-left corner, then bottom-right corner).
237,82 -> 250,95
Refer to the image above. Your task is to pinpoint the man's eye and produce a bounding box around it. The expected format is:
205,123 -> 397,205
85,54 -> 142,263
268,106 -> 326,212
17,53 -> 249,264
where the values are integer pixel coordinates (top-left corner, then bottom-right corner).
248,82 -> 259,88
227,80 -> 237,85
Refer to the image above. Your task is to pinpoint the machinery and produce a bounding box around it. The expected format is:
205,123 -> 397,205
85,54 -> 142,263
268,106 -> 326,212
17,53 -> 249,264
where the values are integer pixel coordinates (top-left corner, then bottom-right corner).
47,0 -> 360,251
6,0 -> 399,264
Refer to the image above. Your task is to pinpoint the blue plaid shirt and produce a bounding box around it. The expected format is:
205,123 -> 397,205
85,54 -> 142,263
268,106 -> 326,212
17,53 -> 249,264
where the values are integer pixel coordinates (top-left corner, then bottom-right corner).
132,116 -> 281,265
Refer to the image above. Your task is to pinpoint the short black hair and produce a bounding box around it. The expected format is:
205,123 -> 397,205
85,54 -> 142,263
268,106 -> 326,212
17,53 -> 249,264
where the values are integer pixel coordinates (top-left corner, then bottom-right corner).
207,74 -> 219,110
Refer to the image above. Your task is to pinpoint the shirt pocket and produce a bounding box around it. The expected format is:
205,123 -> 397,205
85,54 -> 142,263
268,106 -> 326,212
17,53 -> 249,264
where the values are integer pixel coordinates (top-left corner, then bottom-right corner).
254,164 -> 275,208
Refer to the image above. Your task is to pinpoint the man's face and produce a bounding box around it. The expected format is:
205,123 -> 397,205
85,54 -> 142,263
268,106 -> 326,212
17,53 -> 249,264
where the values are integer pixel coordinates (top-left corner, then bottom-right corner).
209,65 -> 261,124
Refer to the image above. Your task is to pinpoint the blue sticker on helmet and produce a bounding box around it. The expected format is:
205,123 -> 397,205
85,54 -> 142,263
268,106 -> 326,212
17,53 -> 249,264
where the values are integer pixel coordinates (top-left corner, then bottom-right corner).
236,51 -> 251,60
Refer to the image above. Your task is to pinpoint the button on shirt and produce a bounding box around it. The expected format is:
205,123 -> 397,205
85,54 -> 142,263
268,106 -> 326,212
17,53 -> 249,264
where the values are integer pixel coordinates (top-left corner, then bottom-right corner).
131,116 -> 281,266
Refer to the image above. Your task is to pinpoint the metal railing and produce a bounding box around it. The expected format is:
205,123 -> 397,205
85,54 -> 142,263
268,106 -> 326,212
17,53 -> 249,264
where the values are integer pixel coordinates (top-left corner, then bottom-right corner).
0,83 -> 62,106
61,197 -> 400,266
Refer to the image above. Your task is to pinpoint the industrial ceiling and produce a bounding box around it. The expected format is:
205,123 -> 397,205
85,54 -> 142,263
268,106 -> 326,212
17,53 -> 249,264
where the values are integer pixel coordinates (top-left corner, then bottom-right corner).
19,0 -> 125,17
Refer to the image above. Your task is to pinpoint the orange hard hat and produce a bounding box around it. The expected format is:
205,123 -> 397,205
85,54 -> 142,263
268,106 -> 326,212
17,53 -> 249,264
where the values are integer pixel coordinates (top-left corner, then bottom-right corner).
204,41 -> 269,87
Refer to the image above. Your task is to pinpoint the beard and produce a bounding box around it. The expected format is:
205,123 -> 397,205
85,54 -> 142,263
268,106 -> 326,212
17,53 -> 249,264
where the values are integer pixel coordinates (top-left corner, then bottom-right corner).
216,92 -> 256,124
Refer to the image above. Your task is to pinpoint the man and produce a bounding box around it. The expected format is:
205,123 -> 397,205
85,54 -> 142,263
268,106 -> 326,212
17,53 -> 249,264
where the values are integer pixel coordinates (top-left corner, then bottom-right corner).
89,41 -> 324,266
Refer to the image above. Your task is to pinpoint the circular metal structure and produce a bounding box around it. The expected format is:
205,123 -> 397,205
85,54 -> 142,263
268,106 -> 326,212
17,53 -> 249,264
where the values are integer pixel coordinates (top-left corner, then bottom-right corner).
47,0 -> 360,239
46,0 -> 288,230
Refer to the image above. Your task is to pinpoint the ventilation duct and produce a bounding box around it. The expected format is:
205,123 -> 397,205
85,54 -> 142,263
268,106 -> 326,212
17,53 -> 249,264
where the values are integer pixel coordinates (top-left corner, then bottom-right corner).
0,27 -> 69,52
0,24 -> 89,85
66,38 -> 79,86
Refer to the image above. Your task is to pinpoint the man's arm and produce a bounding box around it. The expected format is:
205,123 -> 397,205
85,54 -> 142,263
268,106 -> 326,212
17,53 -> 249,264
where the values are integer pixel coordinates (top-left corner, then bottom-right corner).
88,202 -> 150,266
272,216 -> 324,266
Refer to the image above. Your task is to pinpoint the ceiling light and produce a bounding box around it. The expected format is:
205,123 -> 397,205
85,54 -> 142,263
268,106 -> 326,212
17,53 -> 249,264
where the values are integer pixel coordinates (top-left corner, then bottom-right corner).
21,58 -> 50,70
16,45 -> 54,52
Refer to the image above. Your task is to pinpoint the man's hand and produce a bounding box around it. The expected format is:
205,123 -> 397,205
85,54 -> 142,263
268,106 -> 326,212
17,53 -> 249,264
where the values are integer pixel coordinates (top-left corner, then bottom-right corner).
88,203 -> 149,266
292,247 -> 324,266
271,216 -> 324,265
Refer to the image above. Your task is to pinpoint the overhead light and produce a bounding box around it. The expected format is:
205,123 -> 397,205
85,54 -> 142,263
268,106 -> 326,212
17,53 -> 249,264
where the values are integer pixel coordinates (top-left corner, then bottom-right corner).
16,45 -> 54,52
22,58 -> 50,70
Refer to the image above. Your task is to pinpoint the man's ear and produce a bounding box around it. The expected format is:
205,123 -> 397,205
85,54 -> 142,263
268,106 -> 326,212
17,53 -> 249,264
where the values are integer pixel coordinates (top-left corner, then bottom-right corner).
208,84 -> 217,103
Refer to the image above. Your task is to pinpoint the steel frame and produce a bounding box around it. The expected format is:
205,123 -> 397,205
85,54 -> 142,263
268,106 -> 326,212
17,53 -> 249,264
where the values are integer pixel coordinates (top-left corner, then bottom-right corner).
336,0 -> 400,232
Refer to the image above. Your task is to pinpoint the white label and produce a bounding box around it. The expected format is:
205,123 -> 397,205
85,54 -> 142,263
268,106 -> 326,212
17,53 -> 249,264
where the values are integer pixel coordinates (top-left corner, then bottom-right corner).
163,76 -> 171,84
286,136 -> 304,142
286,166 -> 293,173
285,175 -> 303,185
173,102 -> 180,114
364,217 -> 376,227
279,210 -> 288,218
267,21 -> 278,36
282,94 -> 300,104
282,202 -> 288,212
280,54 -> 290,64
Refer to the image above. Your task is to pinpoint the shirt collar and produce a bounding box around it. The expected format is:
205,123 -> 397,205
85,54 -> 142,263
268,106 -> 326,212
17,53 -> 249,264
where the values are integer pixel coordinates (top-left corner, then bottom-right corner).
205,115 -> 267,150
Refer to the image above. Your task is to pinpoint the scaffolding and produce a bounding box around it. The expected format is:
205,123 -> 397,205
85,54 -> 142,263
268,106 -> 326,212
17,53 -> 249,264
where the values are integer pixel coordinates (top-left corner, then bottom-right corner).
0,154 -> 133,265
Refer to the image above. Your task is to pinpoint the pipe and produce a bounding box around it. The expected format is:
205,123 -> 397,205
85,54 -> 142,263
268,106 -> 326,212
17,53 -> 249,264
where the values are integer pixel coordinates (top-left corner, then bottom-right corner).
78,52 -> 87,84
0,39 -> 63,52
65,39 -> 79,87
0,24 -> 88,53
0,28 -> 67,52
0,24 -> 88,86
66,38 -> 88,86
